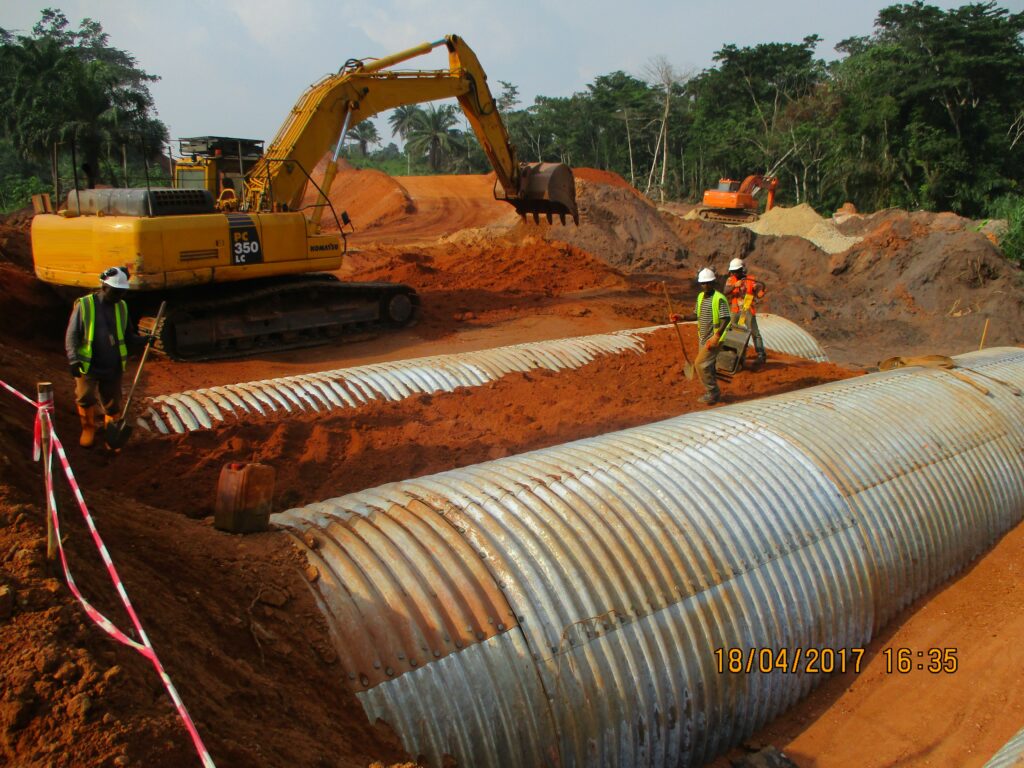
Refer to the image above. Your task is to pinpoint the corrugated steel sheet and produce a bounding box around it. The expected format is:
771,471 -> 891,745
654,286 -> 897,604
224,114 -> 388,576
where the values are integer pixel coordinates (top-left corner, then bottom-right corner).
747,313 -> 828,361
985,725 -> 1024,767
136,315 -> 826,434
275,347 -> 1024,768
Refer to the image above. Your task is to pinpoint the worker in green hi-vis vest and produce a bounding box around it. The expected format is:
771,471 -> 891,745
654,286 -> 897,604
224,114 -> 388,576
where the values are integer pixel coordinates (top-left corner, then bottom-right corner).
670,267 -> 732,405
64,267 -> 151,448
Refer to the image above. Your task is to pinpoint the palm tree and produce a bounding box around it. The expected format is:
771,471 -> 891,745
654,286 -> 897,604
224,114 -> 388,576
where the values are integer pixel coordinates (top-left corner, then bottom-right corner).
348,120 -> 380,157
405,104 -> 465,172
388,105 -> 422,141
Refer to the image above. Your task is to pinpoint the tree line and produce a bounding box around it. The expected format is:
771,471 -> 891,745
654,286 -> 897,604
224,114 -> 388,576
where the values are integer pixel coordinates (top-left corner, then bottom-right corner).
361,1 -> 1024,222
2,3 -> 1022,224
0,9 -> 167,211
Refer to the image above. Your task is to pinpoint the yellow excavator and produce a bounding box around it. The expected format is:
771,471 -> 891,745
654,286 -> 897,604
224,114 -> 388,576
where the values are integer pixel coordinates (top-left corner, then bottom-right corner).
31,35 -> 578,360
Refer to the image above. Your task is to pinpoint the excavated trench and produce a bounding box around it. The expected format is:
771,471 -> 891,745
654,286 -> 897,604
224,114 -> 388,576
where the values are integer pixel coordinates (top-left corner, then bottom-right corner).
5,168 -> 1024,767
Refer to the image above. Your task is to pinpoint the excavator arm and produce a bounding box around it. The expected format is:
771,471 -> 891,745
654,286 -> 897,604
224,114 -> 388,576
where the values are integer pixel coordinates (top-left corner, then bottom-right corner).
244,35 -> 577,224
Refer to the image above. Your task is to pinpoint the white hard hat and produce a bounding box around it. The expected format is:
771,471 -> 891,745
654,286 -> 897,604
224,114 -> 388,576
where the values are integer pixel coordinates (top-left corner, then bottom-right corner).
728,258 -> 745,272
100,266 -> 130,290
697,267 -> 716,284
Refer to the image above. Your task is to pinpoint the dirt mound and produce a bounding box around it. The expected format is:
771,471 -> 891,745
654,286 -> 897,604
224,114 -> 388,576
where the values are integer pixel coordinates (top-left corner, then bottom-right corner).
0,207 -> 34,230
541,179 -> 686,271
345,173 -> 514,246
0,263 -> 66,342
302,157 -> 415,233
742,209 -> 1024,360
0,225 -> 34,270
745,203 -> 862,254
348,235 -> 627,297
571,167 -> 634,191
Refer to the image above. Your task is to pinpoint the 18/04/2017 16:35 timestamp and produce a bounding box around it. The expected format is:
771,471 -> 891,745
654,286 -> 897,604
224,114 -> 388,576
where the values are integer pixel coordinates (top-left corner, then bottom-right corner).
713,647 -> 960,674
883,647 -> 958,673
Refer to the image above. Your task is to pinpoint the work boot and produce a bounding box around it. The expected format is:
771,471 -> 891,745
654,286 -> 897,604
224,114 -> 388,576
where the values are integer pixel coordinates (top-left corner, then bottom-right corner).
104,412 -> 120,427
697,392 -> 719,405
77,405 -> 97,448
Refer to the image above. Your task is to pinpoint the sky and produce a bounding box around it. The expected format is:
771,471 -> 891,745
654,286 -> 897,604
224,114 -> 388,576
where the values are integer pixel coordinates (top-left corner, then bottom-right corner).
3,0 -> 1023,153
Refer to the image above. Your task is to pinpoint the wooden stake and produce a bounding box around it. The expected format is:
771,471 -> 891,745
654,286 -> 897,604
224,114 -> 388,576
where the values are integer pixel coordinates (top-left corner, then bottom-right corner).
37,382 -> 56,561
979,317 -> 990,351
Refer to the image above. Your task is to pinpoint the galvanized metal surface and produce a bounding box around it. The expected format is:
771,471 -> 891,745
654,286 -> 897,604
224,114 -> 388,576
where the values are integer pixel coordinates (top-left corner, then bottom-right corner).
745,313 -> 828,361
136,315 -> 826,434
276,347 -> 1024,768
985,725 -> 1024,767
137,328 -> 654,434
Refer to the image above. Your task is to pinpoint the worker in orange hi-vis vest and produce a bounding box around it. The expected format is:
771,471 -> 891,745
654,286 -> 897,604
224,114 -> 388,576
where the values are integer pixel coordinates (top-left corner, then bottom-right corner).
724,258 -> 767,366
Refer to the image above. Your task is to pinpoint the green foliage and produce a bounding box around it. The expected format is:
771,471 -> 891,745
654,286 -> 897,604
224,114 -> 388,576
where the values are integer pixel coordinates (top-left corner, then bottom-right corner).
0,8 -> 167,190
353,2 -> 1024,220
404,104 -> 466,172
988,195 -> 1024,263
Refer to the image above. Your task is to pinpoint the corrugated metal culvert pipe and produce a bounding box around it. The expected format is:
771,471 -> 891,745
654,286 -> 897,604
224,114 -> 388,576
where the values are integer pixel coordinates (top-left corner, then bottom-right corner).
137,314 -> 826,434
275,347 -> 1024,768
986,725 -> 1024,767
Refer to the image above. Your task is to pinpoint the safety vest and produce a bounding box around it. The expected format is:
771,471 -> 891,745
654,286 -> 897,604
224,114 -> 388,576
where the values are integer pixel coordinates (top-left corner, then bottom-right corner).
696,291 -> 732,338
76,293 -> 128,374
725,275 -> 763,314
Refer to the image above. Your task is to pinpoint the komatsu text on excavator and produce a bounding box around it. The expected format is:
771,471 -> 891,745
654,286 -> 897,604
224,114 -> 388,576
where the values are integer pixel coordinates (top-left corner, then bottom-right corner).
31,35 -> 578,360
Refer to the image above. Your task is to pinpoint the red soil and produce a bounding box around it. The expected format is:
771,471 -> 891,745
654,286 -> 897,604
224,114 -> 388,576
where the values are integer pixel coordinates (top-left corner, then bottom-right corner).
301,158 -> 415,234
67,329 -> 855,519
571,167 -> 633,190
5,166 -> 1024,768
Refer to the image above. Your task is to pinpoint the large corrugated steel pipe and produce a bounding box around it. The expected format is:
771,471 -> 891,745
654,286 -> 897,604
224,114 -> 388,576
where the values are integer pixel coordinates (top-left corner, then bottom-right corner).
275,347 -> 1024,768
985,725 -> 1024,767
138,315 -> 826,434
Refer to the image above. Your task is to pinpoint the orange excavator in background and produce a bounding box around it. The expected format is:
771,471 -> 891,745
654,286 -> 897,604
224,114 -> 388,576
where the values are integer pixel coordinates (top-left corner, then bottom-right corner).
31,35 -> 578,360
697,174 -> 777,224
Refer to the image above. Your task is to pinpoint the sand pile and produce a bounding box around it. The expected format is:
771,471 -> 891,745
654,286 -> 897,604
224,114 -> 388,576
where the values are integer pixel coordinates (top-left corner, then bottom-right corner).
744,209 -> 1024,359
745,203 -> 862,254
301,157 -> 414,233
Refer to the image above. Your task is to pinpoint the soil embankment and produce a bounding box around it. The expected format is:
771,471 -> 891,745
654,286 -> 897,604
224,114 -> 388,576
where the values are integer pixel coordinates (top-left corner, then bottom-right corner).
3,166 -> 1024,767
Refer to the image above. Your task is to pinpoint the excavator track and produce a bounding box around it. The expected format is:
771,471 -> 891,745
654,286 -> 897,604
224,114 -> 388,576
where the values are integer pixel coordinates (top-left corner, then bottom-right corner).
696,208 -> 760,225
138,275 -> 419,361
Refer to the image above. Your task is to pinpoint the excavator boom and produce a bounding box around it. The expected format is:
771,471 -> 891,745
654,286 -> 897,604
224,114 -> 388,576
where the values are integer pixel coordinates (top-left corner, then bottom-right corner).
244,35 -> 578,225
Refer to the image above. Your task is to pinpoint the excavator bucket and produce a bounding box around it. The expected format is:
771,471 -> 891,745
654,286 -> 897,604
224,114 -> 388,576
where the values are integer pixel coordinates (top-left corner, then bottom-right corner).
496,162 -> 579,225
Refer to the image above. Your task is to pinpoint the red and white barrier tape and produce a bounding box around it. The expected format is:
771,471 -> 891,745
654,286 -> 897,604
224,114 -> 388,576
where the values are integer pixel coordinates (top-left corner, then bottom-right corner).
1,380 -> 216,768
0,379 -> 52,460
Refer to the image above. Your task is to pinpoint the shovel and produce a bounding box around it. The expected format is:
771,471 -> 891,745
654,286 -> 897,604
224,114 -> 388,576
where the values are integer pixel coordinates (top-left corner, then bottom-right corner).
661,281 -> 695,380
104,301 -> 166,449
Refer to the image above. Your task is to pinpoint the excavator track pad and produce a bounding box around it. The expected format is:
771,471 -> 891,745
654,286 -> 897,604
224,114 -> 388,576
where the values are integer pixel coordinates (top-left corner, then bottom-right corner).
138,275 -> 419,361
697,208 -> 760,225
